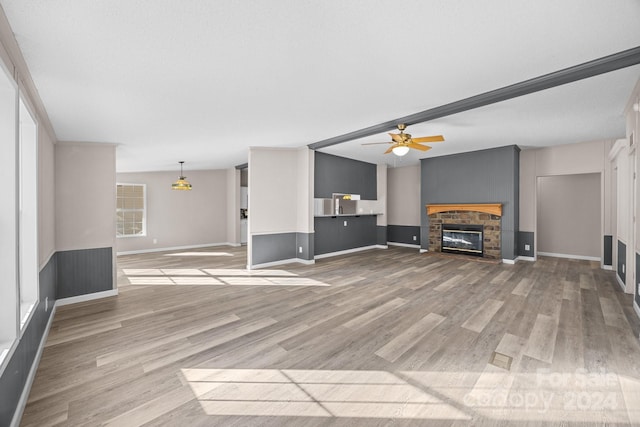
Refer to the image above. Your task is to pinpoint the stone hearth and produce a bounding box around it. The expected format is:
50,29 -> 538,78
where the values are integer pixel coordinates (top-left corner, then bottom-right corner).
427,204 -> 502,259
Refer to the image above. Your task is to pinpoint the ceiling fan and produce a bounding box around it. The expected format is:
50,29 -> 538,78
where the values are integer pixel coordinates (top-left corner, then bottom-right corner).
362,124 -> 444,156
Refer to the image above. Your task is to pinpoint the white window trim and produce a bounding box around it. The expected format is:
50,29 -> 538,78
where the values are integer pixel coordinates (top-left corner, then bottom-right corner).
116,183 -> 147,238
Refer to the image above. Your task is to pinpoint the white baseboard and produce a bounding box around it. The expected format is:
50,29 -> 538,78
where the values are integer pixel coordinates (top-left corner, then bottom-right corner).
603,265 -> 613,271
502,259 -> 517,265
117,242 -> 236,256
10,304 -> 57,427
634,300 -> 640,321
387,242 -> 420,249
419,249 -> 428,254
537,252 -> 601,262
248,258 -> 315,270
616,274 -> 626,292
314,245 -> 385,260
516,256 -> 536,262
56,289 -> 118,307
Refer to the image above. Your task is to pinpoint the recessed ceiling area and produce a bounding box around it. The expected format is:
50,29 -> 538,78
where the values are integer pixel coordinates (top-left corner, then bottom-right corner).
1,0 -> 639,171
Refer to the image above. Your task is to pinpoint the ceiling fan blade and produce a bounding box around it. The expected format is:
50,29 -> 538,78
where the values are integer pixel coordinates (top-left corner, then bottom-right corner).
411,135 -> 444,143
384,145 -> 395,154
389,133 -> 403,143
408,143 -> 431,152
361,141 -> 392,146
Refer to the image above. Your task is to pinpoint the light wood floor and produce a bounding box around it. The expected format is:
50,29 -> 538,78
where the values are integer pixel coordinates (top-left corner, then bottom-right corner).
20,246 -> 640,426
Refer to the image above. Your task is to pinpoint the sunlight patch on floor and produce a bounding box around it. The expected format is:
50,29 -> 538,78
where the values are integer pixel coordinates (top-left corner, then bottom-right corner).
164,252 -> 234,257
202,269 -> 298,277
180,368 -> 471,420
122,268 -> 329,287
178,368 -> 639,422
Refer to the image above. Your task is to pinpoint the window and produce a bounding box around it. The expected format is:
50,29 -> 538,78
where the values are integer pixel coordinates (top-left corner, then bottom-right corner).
19,97 -> 38,328
0,59 -> 18,368
116,184 -> 146,237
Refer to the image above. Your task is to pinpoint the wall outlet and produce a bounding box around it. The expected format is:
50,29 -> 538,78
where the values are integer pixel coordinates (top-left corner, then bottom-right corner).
413,235 -> 417,241
343,220 -> 347,226
45,297 -> 48,312
153,238 -> 158,244
524,244 -> 530,251
299,246 -> 302,254
622,264 -> 625,274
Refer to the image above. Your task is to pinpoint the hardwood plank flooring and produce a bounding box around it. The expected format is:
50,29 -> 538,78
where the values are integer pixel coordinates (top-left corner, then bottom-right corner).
20,246 -> 640,426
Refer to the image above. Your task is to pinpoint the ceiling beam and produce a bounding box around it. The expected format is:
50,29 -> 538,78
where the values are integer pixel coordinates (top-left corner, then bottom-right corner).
308,45 -> 640,150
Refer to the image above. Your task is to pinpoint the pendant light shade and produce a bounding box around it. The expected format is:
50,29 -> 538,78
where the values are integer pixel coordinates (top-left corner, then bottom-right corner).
171,161 -> 192,190
392,145 -> 410,156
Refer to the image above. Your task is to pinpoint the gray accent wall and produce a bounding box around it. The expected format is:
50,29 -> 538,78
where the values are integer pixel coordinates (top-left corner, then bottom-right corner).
314,152 -> 377,199
518,231 -> 535,257
388,225 -> 421,246
296,233 -> 314,261
636,252 -> 640,308
250,233 -> 315,265
377,226 -> 387,246
617,240 -> 626,285
604,235 -> 613,266
56,247 -> 113,299
421,145 -> 520,260
252,233 -> 297,265
0,255 -> 57,427
314,216 -> 378,255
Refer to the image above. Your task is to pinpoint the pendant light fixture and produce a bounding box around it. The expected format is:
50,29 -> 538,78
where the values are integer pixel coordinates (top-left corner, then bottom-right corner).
171,161 -> 192,190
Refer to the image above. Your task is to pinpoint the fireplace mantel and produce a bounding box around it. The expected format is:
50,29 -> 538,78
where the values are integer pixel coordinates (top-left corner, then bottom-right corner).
426,203 -> 502,217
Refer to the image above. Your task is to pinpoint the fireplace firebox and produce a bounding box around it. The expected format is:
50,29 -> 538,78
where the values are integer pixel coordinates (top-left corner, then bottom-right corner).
441,224 -> 483,257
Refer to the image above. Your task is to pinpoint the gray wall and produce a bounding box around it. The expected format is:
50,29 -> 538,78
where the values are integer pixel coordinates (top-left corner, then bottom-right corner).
618,240 -> 626,285
251,233 -> 314,265
604,235 -> 613,266
56,247 -> 113,299
314,152 -> 377,199
421,145 -> 520,260
314,152 -> 379,256
377,226 -> 387,246
0,256 -> 57,426
636,252 -> 640,308
388,225 -> 421,245
315,216 -> 378,255
518,231 -> 534,257
537,173 -> 601,258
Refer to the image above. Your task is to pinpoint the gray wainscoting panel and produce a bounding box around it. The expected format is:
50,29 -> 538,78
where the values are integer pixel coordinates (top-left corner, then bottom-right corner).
636,252 -> 640,308
377,226 -> 387,246
314,216 -> 378,255
617,240 -> 626,285
295,232 -> 314,261
604,235 -> 613,266
314,152 -> 377,199
0,255 -> 57,426
421,145 -> 520,260
388,225 -> 421,245
56,247 -> 113,299
518,231 -> 535,257
252,233 -> 297,265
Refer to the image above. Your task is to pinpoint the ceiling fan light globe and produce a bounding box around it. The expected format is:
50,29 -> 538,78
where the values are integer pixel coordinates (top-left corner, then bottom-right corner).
392,146 -> 410,156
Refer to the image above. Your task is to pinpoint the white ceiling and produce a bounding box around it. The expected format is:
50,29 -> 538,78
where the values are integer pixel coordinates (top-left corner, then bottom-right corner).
1,0 -> 640,172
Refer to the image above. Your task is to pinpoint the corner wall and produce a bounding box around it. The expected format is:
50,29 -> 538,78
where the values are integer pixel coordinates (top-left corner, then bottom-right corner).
248,147 -> 314,268
387,165 -> 421,246
55,142 -> 116,298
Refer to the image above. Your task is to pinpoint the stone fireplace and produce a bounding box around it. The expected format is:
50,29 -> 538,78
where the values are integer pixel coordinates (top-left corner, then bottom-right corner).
426,203 -> 502,259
